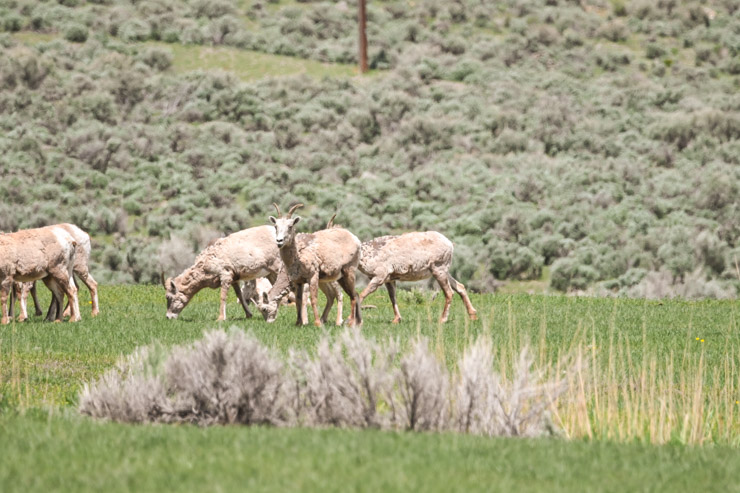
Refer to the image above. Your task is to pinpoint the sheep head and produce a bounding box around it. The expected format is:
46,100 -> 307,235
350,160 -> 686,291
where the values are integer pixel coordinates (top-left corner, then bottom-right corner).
164,276 -> 189,319
253,291 -> 280,323
269,203 -> 303,250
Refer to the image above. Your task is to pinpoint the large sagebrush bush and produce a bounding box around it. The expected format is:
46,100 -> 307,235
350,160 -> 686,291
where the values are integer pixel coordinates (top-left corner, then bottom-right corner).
80,327 -> 578,438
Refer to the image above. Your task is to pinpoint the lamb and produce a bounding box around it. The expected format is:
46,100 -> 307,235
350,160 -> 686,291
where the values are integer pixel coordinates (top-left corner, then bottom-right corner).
162,225 -> 283,320
253,269 -> 344,325
358,232 -> 478,323
267,203 -> 361,327
0,225 -> 81,325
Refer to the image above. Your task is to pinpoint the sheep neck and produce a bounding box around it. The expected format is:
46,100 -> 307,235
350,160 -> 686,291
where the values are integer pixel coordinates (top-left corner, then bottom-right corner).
174,266 -> 212,299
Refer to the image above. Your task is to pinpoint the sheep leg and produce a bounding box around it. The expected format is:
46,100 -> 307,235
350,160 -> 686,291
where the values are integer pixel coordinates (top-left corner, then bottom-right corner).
218,280 -> 231,321
308,274 -> 322,327
318,283 -> 335,325
386,281 -> 402,324
335,284 -> 343,326
8,283 -> 16,320
301,285 -> 309,324
448,274 -> 478,320
432,268 -> 454,324
358,275 -> 387,304
338,268 -> 361,327
30,281 -> 43,316
75,269 -> 99,317
17,284 -> 28,322
232,282 -> 253,319
44,279 -> 64,322
294,282 -> 305,326
44,292 -> 60,322
61,276 -> 79,318
42,278 -> 65,322
59,268 -> 80,322
1,279 -> 12,325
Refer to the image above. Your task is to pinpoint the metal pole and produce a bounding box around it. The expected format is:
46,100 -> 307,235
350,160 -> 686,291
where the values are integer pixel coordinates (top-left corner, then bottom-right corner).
358,0 -> 368,73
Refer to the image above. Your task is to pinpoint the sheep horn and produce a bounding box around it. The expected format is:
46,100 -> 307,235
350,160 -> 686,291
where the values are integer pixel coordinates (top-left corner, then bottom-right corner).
326,213 -> 337,229
160,271 -> 166,288
287,203 -> 304,218
272,203 -> 282,218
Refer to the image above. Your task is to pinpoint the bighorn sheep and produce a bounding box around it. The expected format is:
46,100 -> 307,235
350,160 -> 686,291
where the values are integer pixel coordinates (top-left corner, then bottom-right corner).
254,212 -> 344,325
267,203 -> 361,327
162,225 -> 282,320
358,232 -> 478,323
4,224 -> 99,322
0,226 -> 81,325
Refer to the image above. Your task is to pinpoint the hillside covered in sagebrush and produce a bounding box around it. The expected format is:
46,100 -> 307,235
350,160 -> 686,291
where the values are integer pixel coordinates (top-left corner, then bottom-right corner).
0,0 -> 738,297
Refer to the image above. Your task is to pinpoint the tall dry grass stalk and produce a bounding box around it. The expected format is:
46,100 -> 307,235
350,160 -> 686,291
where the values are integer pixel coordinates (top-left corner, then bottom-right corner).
552,332 -> 739,445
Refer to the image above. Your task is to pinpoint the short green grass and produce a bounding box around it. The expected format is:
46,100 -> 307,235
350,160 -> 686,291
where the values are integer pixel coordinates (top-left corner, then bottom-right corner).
11,32 -> 365,81
1,286 -> 739,492
144,41 -> 361,80
2,285 -> 736,407
2,411 -> 739,493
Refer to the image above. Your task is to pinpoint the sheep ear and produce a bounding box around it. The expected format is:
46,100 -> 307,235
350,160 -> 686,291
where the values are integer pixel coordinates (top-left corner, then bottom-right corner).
291,216 -> 301,226
168,279 -> 176,293
269,216 -> 277,225
262,292 -> 269,304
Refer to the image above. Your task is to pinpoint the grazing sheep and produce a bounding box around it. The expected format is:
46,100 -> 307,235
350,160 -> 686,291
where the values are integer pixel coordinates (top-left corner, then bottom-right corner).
358,232 -> 478,323
0,226 -> 80,325
5,224 -> 99,322
267,203 -> 361,327
162,225 -> 282,321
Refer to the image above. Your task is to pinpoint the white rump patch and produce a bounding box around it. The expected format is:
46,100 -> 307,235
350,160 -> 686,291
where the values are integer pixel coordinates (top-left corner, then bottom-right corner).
51,227 -> 72,248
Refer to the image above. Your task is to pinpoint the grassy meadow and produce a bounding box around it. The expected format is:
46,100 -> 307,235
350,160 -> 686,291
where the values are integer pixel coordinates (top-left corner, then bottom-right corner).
1,285 -> 739,491
1,0 -> 739,489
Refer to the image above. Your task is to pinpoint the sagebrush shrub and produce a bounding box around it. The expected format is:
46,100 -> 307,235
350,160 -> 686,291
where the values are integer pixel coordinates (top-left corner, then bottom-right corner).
80,328 -> 578,438
64,23 -> 88,43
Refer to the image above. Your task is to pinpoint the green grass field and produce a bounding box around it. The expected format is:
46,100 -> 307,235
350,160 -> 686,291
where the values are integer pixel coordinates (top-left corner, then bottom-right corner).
1,286 -> 739,492
11,33 -> 365,81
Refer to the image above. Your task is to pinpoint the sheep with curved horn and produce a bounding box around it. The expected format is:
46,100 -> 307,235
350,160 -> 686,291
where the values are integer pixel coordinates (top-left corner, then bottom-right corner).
358,232 -> 478,323
266,204 -> 361,327
254,211 -> 344,325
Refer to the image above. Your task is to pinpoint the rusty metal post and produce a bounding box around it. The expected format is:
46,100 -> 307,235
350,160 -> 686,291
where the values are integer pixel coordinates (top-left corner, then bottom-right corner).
358,0 -> 368,73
